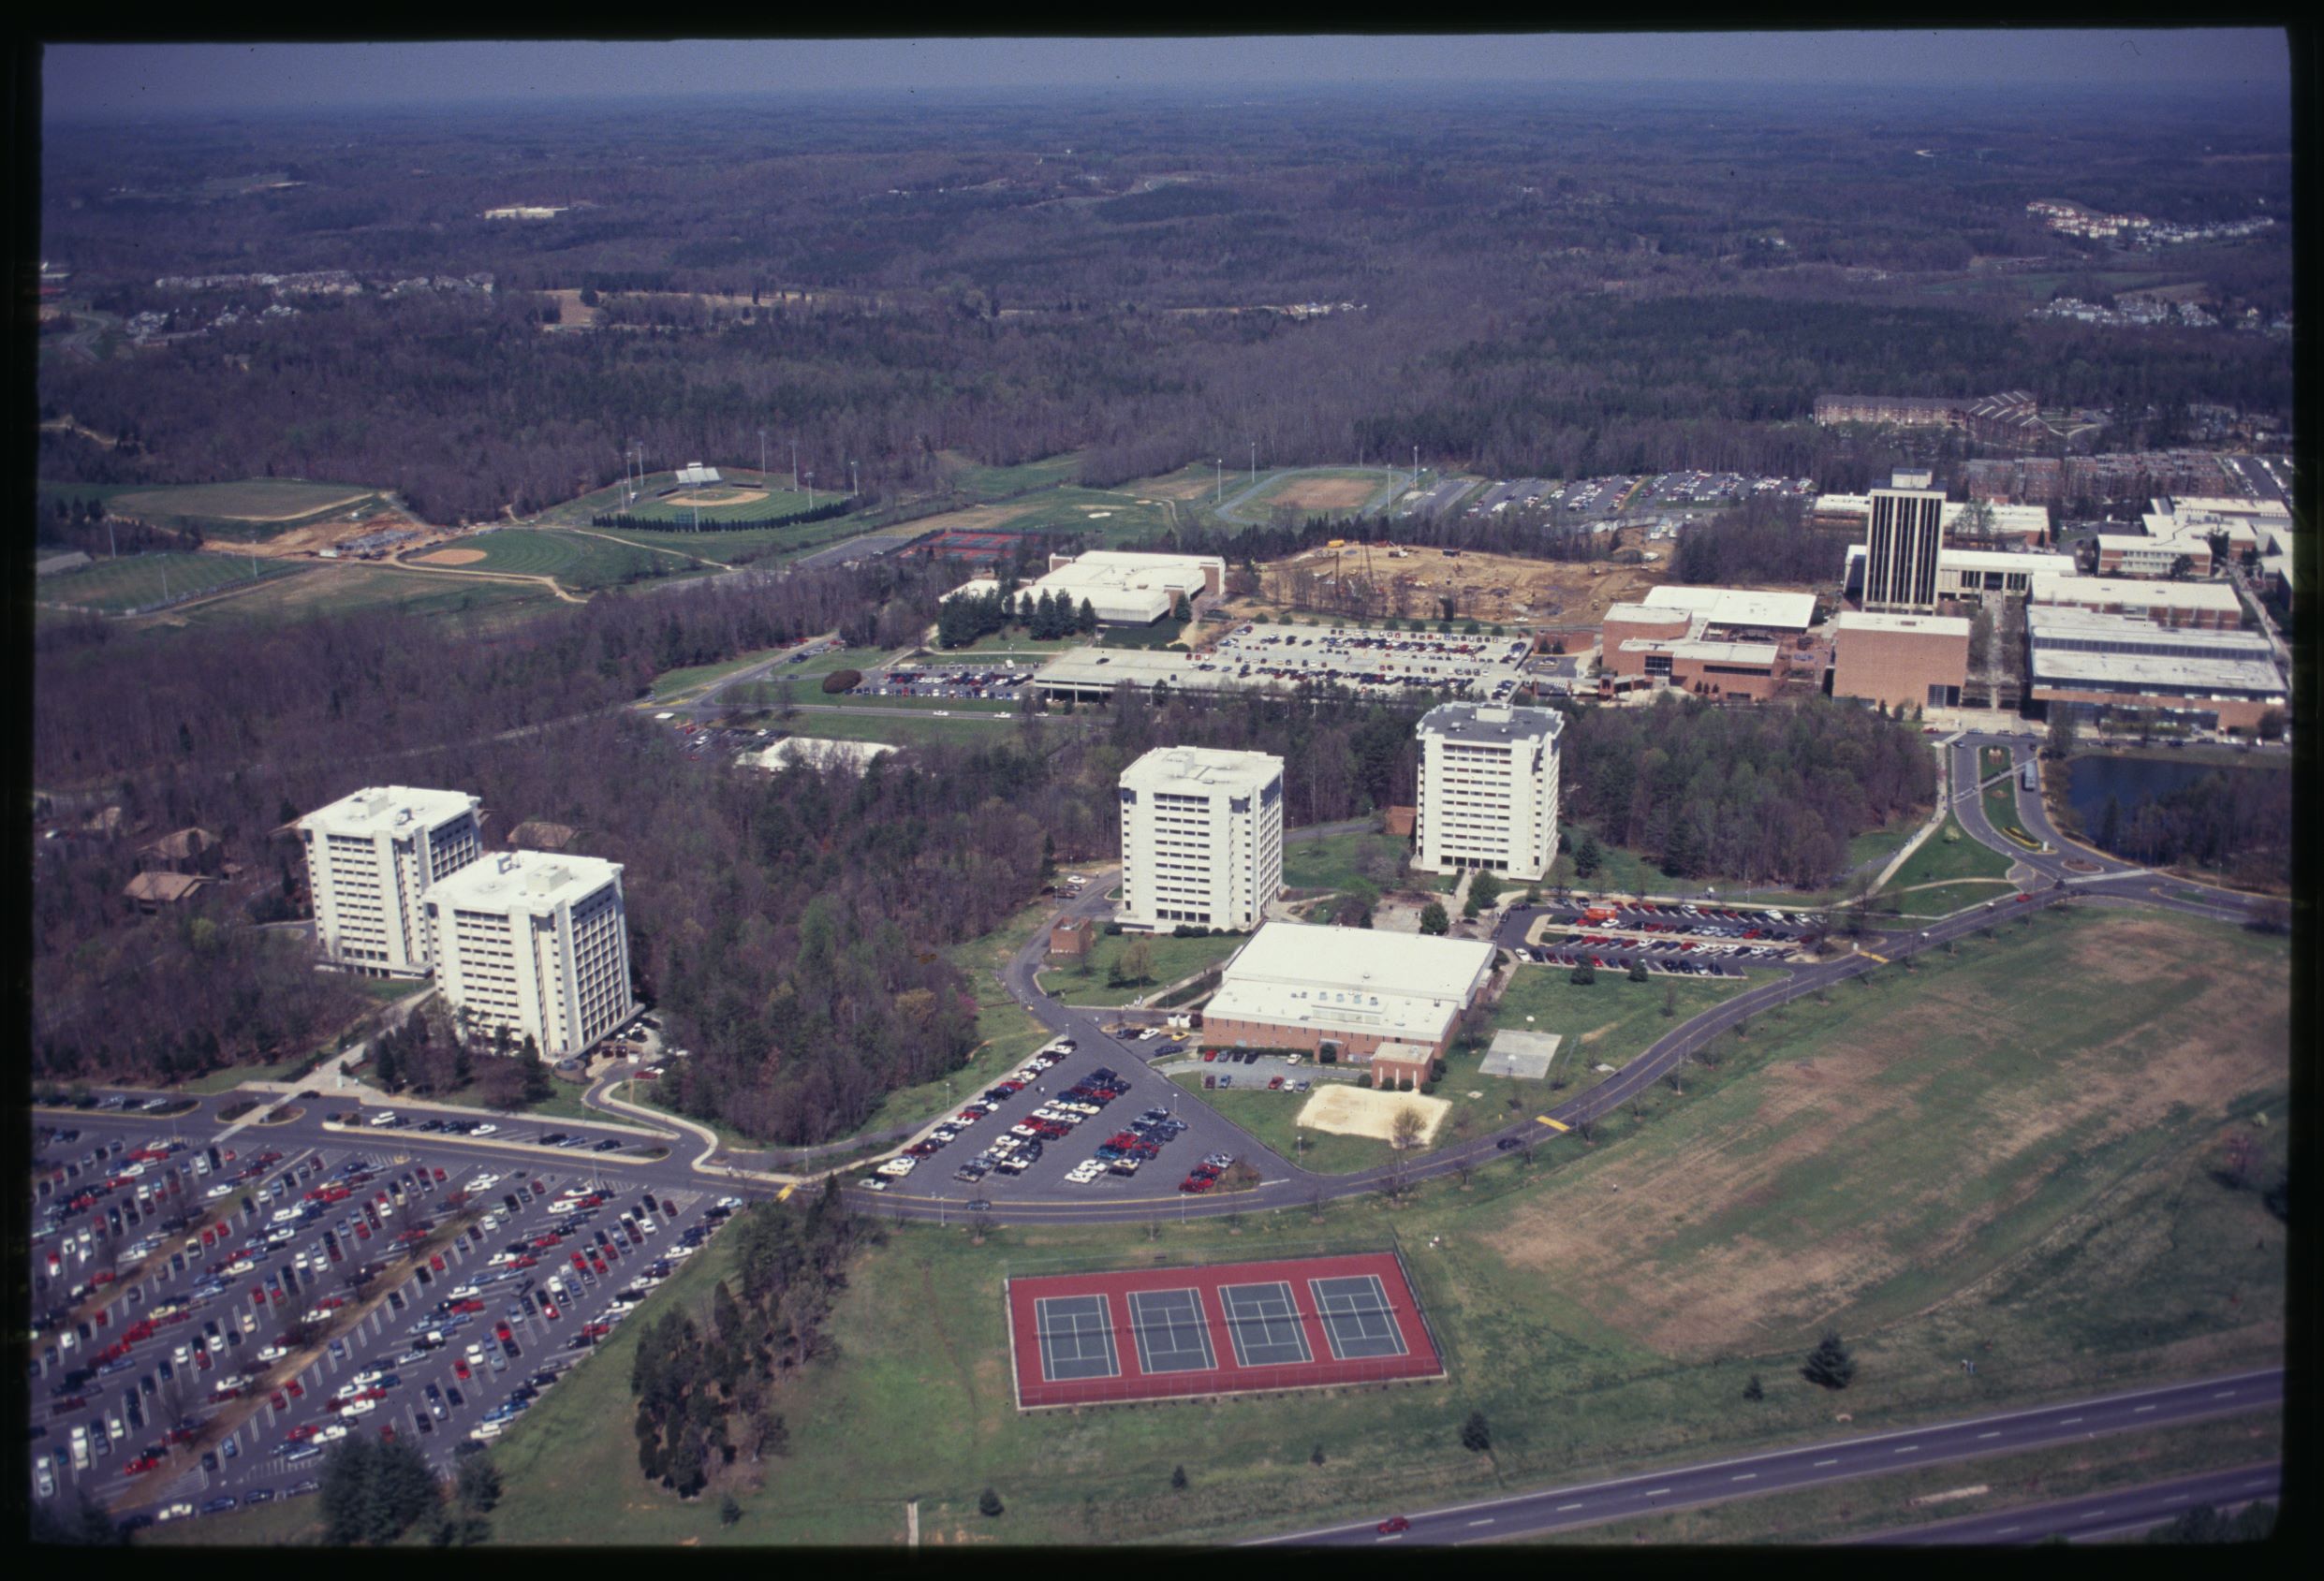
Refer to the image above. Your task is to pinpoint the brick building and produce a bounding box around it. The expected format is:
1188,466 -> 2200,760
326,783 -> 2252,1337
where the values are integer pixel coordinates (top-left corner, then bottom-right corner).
1830,611 -> 1971,711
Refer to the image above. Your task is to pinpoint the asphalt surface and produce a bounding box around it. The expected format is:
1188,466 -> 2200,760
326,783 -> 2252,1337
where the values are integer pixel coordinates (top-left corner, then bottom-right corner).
1246,1368 -> 2284,1545
1853,1461 -> 2281,1544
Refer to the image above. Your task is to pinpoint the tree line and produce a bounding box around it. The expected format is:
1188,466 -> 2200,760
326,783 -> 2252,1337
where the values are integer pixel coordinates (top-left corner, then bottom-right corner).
589,497 -> 857,534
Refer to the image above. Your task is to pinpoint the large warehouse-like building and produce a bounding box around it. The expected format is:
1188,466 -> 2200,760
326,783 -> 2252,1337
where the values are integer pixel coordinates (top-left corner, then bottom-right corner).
2025,605 -> 2287,732
944,550 -> 1225,625
1830,610 -> 1972,711
424,851 -> 636,1060
298,785 -> 485,977
1600,585 -> 1818,700
1118,745 -> 1285,933
1200,921 -> 1496,1061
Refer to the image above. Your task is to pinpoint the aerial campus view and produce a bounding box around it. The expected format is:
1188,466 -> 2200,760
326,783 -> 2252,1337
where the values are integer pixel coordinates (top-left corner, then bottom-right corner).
22,30 -> 2301,1550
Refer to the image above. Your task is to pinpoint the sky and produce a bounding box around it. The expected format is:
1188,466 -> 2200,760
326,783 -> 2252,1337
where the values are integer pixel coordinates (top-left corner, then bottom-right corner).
43,31 -> 2290,119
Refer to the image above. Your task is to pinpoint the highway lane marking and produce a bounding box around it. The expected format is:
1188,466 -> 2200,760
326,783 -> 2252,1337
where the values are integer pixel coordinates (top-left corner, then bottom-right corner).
2059,1417 -> 2081,1426
1894,1445 -> 1920,1454
2212,1390 -> 2238,1398
2134,1404 -> 2156,1413
2165,1495 -> 2189,1504
1467,1517 -> 1493,1527
1996,1526 -> 2018,1536
1556,1503 -> 1584,1512
1977,1431 -> 2001,1440
1643,1488 -> 1671,1498
1731,1472 -> 1757,1482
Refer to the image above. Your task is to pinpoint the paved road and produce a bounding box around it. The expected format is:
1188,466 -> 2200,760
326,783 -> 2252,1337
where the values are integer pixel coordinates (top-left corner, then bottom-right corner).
1245,1368 -> 2284,1545
1853,1460 -> 2280,1544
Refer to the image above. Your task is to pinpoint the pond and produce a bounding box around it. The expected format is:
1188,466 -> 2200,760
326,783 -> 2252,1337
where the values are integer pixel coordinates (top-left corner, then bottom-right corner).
2064,752 -> 2287,841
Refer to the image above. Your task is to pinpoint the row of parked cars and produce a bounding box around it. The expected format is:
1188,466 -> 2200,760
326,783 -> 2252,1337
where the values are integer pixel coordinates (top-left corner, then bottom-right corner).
1063,1102 -> 1189,1185
872,1042 -> 1083,1190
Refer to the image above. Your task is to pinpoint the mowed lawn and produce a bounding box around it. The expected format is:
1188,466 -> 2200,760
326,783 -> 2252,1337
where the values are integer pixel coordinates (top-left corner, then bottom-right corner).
477,905 -> 2285,1547
448,529 -> 705,590
37,551 -> 302,612
1886,814 -> 2016,889
169,564 -> 558,628
108,477 -> 379,525
936,449 -> 1086,500
1041,929 -> 1248,1006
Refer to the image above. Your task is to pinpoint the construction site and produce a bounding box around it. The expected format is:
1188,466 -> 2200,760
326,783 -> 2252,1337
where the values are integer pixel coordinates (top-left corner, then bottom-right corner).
1221,541 -> 1675,627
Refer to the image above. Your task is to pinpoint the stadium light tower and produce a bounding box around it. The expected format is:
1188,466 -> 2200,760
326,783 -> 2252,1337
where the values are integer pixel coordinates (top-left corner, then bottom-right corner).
804,470 -> 814,509
758,429 -> 768,484
790,439 -> 798,491
849,459 -> 859,497
1215,458 -> 1222,505
1249,440 -> 1256,484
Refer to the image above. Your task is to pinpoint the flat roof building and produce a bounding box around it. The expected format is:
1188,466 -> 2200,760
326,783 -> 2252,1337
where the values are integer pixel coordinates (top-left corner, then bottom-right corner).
1416,702 -> 1562,879
1814,495 -> 2052,548
2029,574 -> 2243,629
1033,621 -> 1532,704
736,737 -> 898,774
1200,921 -> 1496,1061
1118,746 -> 1285,933
1600,586 -> 1817,701
1831,610 -> 1972,712
298,786 -> 485,977
2025,605 -> 2285,732
949,550 -> 1224,625
424,851 -> 635,1060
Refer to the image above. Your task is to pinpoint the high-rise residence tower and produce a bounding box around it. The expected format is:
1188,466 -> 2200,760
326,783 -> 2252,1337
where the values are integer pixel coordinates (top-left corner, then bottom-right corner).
1117,747 -> 1285,932
424,851 -> 635,1059
297,785 -> 484,976
1415,703 -> 1563,880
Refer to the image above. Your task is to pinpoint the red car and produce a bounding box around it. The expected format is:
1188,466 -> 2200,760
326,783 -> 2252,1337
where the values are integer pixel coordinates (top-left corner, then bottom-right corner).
1377,1516 -> 1411,1535
287,1423 -> 318,1442
451,1299 -> 486,1315
124,1456 -> 161,1475
589,1256 -> 608,1274
453,1359 -> 472,1380
533,1234 -> 562,1250
2016,892 -> 2033,902
272,1390 -> 288,1411
286,1378 -> 304,1398
539,1299 -> 559,1320
430,1254 -> 447,1272
494,1323 -> 513,1341
569,1252 -> 588,1271
510,1255 -> 537,1270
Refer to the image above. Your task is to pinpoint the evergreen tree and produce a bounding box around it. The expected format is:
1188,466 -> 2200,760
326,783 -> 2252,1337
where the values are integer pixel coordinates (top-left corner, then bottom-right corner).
1801,1330 -> 1856,1390
1459,1411 -> 1493,1453
1419,900 -> 1449,935
1078,597 -> 1098,634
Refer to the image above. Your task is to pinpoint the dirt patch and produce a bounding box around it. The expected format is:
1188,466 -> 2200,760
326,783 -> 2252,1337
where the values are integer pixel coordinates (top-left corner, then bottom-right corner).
1480,914 -> 2286,1356
211,508 -> 434,560
1294,1083 -> 1449,1146
1271,476 -> 1379,510
1140,474 -> 1214,501
542,288 -> 601,328
416,548 -> 489,566
1226,544 -> 1684,627
665,487 -> 770,507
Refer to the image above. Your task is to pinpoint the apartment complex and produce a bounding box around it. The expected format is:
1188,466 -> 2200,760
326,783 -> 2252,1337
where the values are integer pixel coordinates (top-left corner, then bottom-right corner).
297,786 -> 484,977
1117,746 -> 1285,932
423,851 -> 635,1060
1415,702 -> 1563,880
1862,471 -> 1947,613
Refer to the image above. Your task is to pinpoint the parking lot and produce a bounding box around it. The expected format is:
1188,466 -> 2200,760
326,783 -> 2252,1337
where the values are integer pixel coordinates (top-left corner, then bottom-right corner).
29,1114 -> 747,1529
1513,900 -> 1817,975
858,1033 -> 1270,1207
852,660 -> 1031,703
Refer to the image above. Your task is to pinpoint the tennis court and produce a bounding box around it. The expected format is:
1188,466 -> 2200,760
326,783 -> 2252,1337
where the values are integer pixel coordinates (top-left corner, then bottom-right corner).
1219,1281 -> 1315,1368
1126,1288 -> 1217,1375
1034,1294 -> 1121,1381
1006,1252 -> 1444,1410
1310,1273 -> 1411,1360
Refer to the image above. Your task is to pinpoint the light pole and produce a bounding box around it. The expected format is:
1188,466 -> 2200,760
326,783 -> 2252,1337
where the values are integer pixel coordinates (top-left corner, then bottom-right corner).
849,460 -> 859,498
1249,441 -> 1256,484
790,440 -> 798,491
805,471 -> 814,509
1214,459 -> 1222,505
759,429 -> 768,484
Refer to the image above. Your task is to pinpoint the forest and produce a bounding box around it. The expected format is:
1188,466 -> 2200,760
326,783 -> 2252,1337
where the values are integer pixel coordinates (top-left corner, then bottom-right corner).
1557,692 -> 1937,887
37,84 -> 2291,524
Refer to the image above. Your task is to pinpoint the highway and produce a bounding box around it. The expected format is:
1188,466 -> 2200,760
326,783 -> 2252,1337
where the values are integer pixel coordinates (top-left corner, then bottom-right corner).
1246,1369 -> 2283,1545
1853,1461 -> 2280,1544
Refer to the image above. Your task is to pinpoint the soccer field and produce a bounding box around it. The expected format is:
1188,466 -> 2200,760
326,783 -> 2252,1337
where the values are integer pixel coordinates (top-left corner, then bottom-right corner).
108,477 -> 380,525
444,529 -> 710,590
37,551 -> 302,613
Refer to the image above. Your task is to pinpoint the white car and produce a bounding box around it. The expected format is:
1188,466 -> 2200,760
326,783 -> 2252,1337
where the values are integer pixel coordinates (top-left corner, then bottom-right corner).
346,1397 -> 377,1416
367,1111 -> 398,1127
472,1125 -> 498,1137
353,1369 -> 385,1387
320,1422 -> 349,1442
257,1344 -> 287,1363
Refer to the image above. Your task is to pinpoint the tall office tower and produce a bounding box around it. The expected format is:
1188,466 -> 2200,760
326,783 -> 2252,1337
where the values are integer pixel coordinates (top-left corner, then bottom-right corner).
298,786 -> 484,976
1117,746 -> 1286,932
1415,702 -> 1563,880
1864,469 -> 1947,612
424,851 -> 636,1059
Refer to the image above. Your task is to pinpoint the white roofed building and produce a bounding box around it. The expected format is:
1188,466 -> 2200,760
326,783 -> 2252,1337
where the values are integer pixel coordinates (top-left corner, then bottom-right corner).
672,462 -> 722,487
424,851 -> 635,1060
1199,921 -> 1496,1061
1118,746 -> 1285,932
297,786 -> 485,977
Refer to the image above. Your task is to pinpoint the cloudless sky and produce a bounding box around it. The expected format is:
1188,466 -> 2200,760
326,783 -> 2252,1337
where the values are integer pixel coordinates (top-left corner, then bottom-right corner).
44,31 -> 2289,120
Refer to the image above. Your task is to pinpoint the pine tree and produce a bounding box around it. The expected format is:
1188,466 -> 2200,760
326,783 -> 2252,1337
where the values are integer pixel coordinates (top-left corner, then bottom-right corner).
1801,1330 -> 1856,1390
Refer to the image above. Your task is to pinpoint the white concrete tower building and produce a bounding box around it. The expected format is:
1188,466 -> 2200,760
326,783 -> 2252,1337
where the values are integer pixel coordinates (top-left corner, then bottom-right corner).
1117,746 -> 1285,932
1415,702 -> 1563,879
424,851 -> 636,1059
297,785 -> 484,976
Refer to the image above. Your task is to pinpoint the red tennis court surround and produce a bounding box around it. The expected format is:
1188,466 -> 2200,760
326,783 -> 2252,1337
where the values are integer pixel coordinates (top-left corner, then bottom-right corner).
1007,1252 -> 1445,1410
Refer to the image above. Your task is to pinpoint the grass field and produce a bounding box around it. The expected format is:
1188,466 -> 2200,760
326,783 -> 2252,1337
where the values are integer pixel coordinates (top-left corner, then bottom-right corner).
103,478 -> 383,537
1231,466 -> 1408,523
1485,968 -> 1755,1108
937,450 -> 1087,500
464,902 -> 2284,1546
614,471 -> 820,525
1282,830 -> 1421,896
1559,815 -> 1928,908
439,529 -> 706,591
1890,879 -> 2023,917
1885,815 -> 2017,890
1172,1077 -> 1392,1175
37,551 -> 303,613
649,645 -> 803,700
166,564 -> 558,628
1042,930 -> 1247,1006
